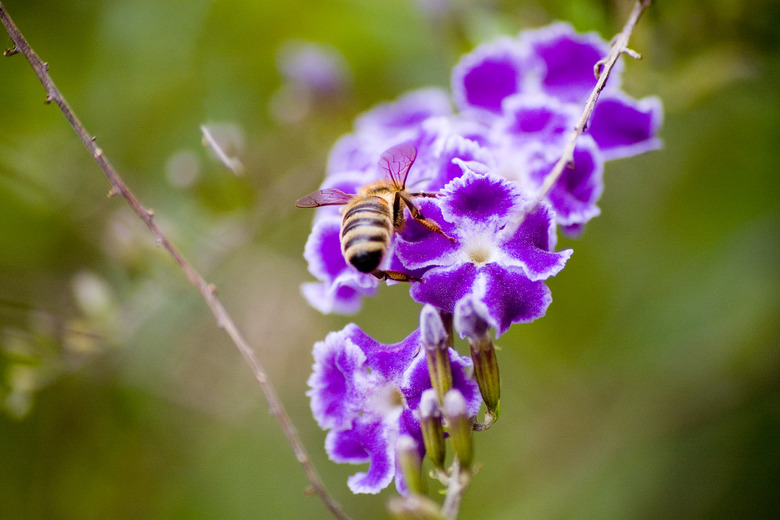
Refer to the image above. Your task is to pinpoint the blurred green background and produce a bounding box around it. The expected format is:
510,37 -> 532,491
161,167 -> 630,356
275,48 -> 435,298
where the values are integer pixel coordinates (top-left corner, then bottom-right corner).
1,1 -> 778,518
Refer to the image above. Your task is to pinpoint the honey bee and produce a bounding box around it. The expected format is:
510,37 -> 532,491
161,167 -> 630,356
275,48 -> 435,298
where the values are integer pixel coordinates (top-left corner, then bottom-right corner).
296,142 -> 454,281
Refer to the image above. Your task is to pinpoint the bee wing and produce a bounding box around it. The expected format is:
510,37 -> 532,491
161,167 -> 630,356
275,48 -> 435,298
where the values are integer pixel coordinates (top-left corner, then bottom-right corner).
296,188 -> 353,208
378,141 -> 418,190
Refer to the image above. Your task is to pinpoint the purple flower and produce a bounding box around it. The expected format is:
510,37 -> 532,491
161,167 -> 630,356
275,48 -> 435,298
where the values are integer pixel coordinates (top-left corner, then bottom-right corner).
424,134 -> 494,191
588,92 -> 664,160
396,168 -> 572,336
452,36 -> 540,115
276,40 -> 351,96
298,22 -> 662,316
307,324 -> 480,494
520,22 -> 620,104
520,135 -> 605,233
327,88 -> 454,176
301,216 -> 378,314
448,23 -> 661,233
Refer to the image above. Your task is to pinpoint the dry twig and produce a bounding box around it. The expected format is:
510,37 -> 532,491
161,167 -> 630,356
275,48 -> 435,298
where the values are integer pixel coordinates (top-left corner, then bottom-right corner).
0,3 -> 350,520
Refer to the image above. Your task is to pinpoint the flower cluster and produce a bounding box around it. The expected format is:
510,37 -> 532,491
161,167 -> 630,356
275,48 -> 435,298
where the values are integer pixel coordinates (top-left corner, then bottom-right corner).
307,323 -> 480,494
302,23 -> 662,495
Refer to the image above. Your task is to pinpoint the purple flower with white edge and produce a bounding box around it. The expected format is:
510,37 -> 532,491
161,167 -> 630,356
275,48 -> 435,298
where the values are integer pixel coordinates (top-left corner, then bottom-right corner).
327,88 -> 454,176
485,93 -> 612,233
588,92 -> 664,160
298,22 -> 663,316
307,324 -> 480,494
355,87 -> 454,137
520,22 -> 621,104
445,24 -> 661,237
396,167 -> 572,336
491,93 -> 580,153
301,216 -> 379,314
324,111 -> 464,198
423,134 -> 494,191
520,135 -> 605,234
452,36 -> 541,116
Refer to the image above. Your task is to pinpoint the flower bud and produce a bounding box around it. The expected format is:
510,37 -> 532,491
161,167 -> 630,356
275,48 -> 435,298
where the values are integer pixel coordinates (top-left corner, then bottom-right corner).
442,389 -> 473,471
418,389 -> 446,470
397,435 -> 426,496
454,297 -> 500,421
453,295 -> 489,340
420,305 -> 453,403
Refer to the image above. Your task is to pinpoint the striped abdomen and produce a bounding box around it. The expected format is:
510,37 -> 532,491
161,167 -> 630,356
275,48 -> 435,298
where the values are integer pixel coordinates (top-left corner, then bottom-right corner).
340,196 -> 393,273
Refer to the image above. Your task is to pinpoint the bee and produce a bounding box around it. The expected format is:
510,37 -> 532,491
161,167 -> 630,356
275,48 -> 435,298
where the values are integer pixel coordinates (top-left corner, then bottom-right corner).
296,142 -> 454,282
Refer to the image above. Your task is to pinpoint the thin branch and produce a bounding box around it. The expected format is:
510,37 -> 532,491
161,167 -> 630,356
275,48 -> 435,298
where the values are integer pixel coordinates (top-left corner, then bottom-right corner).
527,0 -> 653,217
439,463 -> 470,520
0,4 -> 351,520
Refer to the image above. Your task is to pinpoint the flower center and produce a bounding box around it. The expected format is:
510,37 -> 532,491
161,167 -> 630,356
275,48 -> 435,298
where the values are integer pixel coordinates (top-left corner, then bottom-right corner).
463,232 -> 496,266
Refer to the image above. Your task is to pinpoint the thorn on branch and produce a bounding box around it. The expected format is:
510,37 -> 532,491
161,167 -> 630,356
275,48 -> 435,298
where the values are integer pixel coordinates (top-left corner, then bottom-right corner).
623,47 -> 643,60
3,44 -> 19,56
107,186 -> 121,198
44,95 -> 52,104
200,124 -> 246,176
594,56 -> 612,79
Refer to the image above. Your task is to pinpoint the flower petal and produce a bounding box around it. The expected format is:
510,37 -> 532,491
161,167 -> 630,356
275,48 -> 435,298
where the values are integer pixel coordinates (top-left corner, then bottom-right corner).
440,169 -> 525,230
304,216 -> 346,283
356,88 -> 453,136
327,422 -> 396,494
474,265 -> 553,336
522,22 -> 618,104
452,37 -> 538,114
301,216 -> 378,314
525,136 -> 604,229
425,135 -> 494,191
301,282 -> 366,315
307,326 -> 368,430
396,199 -> 459,270
494,92 -> 579,145
588,94 -> 664,160
410,263 -> 477,314
500,204 -> 573,280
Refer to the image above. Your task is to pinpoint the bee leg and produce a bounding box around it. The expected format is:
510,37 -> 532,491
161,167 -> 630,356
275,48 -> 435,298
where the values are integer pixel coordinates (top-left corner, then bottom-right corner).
399,193 -> 456,242
414,215 -> 455,242
372,270 -> 422,283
